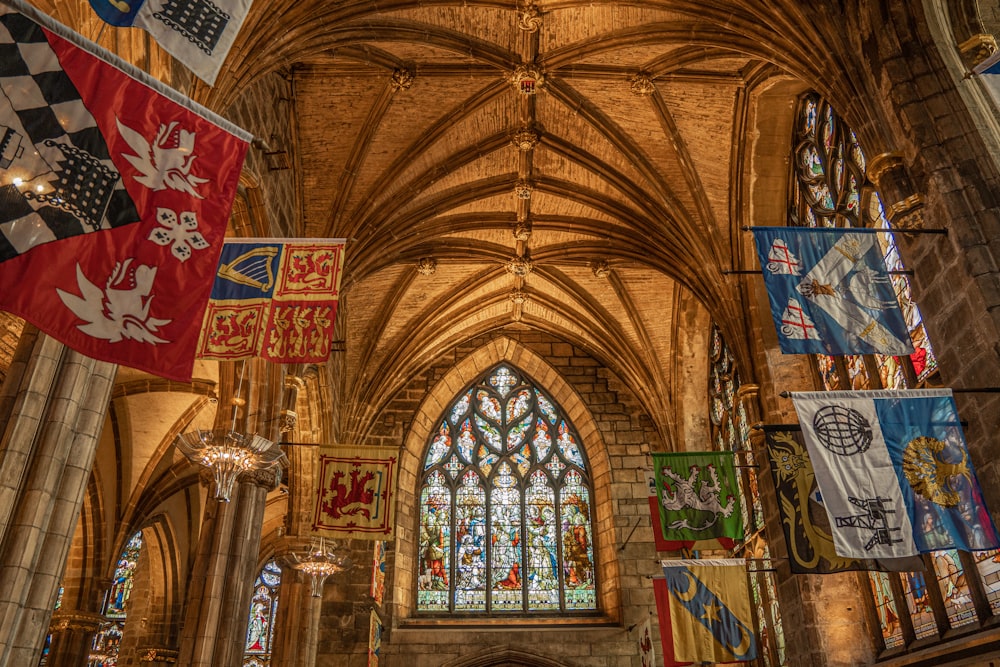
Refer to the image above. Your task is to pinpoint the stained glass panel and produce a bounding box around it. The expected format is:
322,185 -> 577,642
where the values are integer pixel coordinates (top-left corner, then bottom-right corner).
931,550 -> 976,628
417,471 -> 451,611
868,572 -> 904,649
454,472 -> 486,611
973,549 -> 1000,613
417,364 -> 596,614
243,559 -> 281,666
90,532 -> 142,667
901,571 -> 938,640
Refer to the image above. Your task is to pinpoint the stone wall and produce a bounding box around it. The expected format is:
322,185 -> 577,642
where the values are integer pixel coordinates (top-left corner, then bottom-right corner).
314,327 -> 668,667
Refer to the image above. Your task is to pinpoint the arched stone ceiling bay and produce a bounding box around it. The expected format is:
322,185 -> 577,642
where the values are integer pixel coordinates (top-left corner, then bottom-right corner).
399,151 -> 519,215
558,44 -> 680,69
372,4 -> 525,55
295,69 -> 393,235
653,78 -> 742,240
538,3 -> 689,53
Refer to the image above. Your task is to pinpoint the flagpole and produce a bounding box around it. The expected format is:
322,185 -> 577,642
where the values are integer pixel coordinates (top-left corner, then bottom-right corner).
742,225 -> 948,235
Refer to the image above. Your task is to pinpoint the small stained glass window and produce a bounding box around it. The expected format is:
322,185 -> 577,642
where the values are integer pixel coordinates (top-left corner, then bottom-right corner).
416,364 -> 597,614
243,559 -> 282,666
89,532 -> 143,667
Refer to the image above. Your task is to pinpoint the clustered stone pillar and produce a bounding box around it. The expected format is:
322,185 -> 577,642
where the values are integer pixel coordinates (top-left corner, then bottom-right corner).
270,542 -> 322,667
0,328 -> 116,665
41,609 -> 106,667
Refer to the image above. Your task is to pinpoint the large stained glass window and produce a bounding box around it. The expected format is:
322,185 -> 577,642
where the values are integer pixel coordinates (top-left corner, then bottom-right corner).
243,559 -> 281,667
417,364 -> 597,614
789,93 -> 996,653
89,532 -> 143,667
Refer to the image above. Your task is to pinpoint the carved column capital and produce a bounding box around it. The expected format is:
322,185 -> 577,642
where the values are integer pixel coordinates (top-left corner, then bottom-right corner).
49,609 -> 106,633
866,152 -> 925,230
241,464 -> 283,491
138,647 -> 179,664
959,33 -> 998,70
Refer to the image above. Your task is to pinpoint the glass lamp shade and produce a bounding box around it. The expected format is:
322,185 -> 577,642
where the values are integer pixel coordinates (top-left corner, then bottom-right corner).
175,429 -> 284,502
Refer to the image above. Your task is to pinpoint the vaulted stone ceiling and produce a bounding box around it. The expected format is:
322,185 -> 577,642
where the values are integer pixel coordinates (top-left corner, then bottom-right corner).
203,1 -> 872,445
31,0 -> 887,446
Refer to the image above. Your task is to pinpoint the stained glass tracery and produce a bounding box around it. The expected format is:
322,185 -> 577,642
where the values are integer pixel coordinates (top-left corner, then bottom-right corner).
417,364 -> 597,614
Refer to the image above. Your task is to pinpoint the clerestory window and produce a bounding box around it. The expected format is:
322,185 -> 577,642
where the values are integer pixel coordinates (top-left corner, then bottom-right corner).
416,364 -> 597,614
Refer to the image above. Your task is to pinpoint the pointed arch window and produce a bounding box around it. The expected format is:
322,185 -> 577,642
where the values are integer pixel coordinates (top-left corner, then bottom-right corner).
789,93 -> 1000,653
243,559 -> 282,667
89,531 -> 143,667
416,364 -> 597,614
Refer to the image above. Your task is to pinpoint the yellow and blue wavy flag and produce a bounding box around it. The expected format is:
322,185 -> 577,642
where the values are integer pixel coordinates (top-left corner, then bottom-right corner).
751,226 -> 913,356
661,559 -> 757,663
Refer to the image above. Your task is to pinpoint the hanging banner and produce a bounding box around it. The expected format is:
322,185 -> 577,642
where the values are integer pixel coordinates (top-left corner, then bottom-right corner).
312,444 -> 400,540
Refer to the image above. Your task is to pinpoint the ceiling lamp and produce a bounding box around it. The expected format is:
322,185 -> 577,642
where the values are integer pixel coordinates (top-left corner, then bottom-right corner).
175,429 -> 285,502
290,537 -> 351,597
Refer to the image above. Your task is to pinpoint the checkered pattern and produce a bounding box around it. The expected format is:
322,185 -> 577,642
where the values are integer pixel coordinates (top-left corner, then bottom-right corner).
0,8 -> 138,263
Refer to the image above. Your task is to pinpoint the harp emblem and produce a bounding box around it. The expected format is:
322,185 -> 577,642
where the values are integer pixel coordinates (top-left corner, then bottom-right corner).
217,246 -> 279,291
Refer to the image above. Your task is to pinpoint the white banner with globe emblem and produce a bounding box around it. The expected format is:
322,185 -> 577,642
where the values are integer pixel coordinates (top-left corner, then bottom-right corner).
793,388 -> 1000,559
792,390 -> 919,559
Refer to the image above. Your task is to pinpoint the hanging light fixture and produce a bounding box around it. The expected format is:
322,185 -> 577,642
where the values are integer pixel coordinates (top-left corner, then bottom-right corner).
175,429 -> 285,502
290,537 -> 351,597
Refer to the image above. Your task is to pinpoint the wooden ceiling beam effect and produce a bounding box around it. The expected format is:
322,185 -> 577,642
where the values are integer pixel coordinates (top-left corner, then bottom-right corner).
352,267 -> 422,398
296,62 -> 502,77
324,44 -> 416,71
640,45 -> 745,76
334,80 -> 509,239
325,79 -> 399,237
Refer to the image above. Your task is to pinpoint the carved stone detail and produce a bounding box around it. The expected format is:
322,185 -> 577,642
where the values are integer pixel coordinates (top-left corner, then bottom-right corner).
886,194 -> 926,231
629,72 -> 656,96
138,647 -> 180,664
241,464 -> 283,491
279,409 -> 298,433
866,152 -> 905,190
284,375 -> 306,391
518,4 -> 542,32
959,34 -> 998,70
510,65 -> 545,94
514,180 -> 534,200
513,219 -> 532,242
416,257 -> 437,275
591,259 -> 611,278
50,609 -> 105,633
511,126 -> 539,151
390,67 -> 415,91
508,288 -> 527,305
505,256 -> 533,277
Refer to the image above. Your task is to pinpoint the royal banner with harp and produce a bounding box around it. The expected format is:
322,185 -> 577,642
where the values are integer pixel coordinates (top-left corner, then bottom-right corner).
197,239 -> 346,362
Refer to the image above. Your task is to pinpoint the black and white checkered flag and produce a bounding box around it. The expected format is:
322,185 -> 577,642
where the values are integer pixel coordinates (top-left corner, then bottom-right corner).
0,7 -> 138,263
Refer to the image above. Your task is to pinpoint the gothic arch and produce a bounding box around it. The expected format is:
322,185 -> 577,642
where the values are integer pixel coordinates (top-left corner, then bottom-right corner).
393,336 -> 619,622
441,647 -> 572,667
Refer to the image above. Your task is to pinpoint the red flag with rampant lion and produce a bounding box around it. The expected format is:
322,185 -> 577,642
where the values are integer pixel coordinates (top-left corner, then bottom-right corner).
312,445 -> 400,540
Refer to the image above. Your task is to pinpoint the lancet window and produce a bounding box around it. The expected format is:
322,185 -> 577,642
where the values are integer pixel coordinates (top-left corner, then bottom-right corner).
243,559 -> 282,667
89,531 -> 143,667
710,325 -> 786,666
789,93 -> 1000,653
416,364 -> 597,614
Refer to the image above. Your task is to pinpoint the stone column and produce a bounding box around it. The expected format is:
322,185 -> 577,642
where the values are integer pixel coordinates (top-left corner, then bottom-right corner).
268,549 -> 321,667
0,328 -> 116,665
43,609 -> 105,667
176,467 -> 281,667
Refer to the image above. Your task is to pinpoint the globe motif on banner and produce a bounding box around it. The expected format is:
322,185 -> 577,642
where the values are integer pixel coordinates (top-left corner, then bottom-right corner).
812,405 -> 873,456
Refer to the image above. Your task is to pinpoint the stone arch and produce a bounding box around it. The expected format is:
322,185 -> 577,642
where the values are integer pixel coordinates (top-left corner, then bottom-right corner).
441,647 -> 573,667
393,336 -> 619,622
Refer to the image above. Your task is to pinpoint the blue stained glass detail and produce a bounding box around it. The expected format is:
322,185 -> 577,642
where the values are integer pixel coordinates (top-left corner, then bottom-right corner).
506,389 -> 531,423
533,418 -> 552,461
244,559 -> 281,662
457,419 -> 475,463
536,393 -> 558,424
477,445 -> 498,477
507,413 -> 532,451
444,454 -> 464,479
557,421 -> 584,468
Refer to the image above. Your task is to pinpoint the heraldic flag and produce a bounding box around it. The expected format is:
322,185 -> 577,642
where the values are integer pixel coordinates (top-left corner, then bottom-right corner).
0,0 -> 250,381
661,559 -> 758,663
197,239 -> 346,363
312,444 -> 400,540
87,0 -> 253,85
652,578 -> 692,667
652,452 -> 743,551
751,226 -> 913,356
792,389 -> 999,559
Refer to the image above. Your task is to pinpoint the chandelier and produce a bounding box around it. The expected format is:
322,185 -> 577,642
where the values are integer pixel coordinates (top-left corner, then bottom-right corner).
175,429 -> 285,502
290,537 -> 351,597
